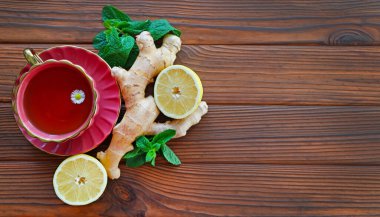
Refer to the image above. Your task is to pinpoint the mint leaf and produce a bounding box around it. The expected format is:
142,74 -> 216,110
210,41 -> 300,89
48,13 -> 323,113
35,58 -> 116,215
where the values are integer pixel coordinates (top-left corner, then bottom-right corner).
124,148 -> 142,159
145,150 -> 156,163
102,5 -> 132,22
152,143 -> 161,152
121,20 -> 151,36
94,6 -> 181,70
123,130 -> 180,168
161,144 -> 181,166
124,44 -> 139,69
98,27 -> 135,68
103,19 -> 122,29
136,136 -> 150,149
126,154 -> 145,168
93,31 -> 107,49
148,19 -> 181,41
105,27 -> 121,46
152,129 -> 176,144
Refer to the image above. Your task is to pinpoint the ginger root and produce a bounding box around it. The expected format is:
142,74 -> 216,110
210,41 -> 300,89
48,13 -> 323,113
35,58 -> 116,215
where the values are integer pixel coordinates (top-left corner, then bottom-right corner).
97,31 -> 208,179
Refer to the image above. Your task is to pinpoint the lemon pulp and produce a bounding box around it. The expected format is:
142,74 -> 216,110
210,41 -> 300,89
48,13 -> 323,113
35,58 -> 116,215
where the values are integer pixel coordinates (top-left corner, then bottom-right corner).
53,154 -> 107,206
154,65 -> 203,119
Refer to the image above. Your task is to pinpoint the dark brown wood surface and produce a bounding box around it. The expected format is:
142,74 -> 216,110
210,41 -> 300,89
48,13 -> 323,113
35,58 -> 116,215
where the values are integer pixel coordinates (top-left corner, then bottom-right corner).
4,44 -> 380,105
2,0 -> 380,45
1,0 -> 380,216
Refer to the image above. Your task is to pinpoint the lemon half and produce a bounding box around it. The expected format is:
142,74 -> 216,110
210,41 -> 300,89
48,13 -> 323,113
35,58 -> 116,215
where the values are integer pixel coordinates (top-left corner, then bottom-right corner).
154,65 -> 203,119
53,154 -> 107,206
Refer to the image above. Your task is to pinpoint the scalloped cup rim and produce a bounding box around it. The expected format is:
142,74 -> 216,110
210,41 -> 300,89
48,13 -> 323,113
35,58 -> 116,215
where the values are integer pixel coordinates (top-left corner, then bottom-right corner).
14,59 -> 99,143
12,45 -> 121,156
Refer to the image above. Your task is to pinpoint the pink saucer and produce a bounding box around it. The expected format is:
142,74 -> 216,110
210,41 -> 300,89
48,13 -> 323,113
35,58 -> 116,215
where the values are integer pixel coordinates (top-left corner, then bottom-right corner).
12,46 -> 121,156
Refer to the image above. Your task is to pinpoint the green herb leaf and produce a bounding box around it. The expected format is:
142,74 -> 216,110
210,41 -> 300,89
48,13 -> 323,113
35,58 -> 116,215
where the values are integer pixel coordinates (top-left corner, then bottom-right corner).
121,20 -> 151,36
102,5 -> 132,22
94,5 -> 181,70
105,27 -> 121,46
152,129 -> 176,144
98,27 -> 135,67
136,136 -> 150,149
123,130 -> 180,168
124,44 -> 139,69
152,143 -> 161,152
125,154 -> 145,168
145,150 -> 156,163
148,19 -> 181,41
124,148 -> 142,159
93,31 -> 107,50
103,19 -> 122,29
161,144 -> 181,166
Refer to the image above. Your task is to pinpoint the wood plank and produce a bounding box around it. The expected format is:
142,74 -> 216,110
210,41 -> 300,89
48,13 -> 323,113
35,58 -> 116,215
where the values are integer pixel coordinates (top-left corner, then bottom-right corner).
3,44 -> 380,105
1,162 -> 380,216
3,102 -> 380,165
1,0 -> 380,45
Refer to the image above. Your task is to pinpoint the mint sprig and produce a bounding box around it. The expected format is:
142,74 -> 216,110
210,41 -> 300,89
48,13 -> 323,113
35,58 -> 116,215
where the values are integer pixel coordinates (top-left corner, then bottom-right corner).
123,129 -> 181,167
93,5 -> 181,69
161,144 -> 181,166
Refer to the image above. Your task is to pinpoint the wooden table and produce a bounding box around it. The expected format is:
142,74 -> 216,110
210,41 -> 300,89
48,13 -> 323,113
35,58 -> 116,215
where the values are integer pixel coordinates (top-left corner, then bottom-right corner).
2,0 -> 380,216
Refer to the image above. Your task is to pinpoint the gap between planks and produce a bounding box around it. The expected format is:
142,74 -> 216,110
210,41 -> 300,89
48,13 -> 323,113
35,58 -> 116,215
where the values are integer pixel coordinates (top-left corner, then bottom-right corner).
3,44 -> 380,106
2,103 -> 380,165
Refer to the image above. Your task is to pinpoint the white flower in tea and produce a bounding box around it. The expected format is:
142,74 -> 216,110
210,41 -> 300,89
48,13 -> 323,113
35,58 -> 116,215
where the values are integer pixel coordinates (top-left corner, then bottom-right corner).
71,89 -> 85,104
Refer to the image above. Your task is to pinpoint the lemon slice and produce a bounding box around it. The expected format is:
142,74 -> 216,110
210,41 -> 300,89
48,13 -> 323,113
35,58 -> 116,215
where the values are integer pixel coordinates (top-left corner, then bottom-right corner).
154,65 -> 203,119
53,154 -> 107,206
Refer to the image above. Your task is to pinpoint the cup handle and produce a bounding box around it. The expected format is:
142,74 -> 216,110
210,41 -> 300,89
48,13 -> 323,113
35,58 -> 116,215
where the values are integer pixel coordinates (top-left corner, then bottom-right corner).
23,48 -> 43,66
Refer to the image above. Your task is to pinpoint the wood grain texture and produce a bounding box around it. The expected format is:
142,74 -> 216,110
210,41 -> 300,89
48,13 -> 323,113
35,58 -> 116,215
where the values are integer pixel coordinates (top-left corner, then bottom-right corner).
3,44 -> 380,105
2,1 -> 380,215
3,102 -> 380,165
1,0 -> 380,45
1,162 -> 380,216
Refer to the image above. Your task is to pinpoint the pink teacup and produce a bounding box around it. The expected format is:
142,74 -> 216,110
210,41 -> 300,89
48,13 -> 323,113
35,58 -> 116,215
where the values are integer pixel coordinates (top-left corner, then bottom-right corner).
13,48 -> 98,143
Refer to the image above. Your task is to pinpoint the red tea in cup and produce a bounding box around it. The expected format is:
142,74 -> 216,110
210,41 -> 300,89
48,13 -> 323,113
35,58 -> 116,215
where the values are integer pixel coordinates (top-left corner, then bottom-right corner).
23,63 -> 94,134
15,49 -> 98,142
